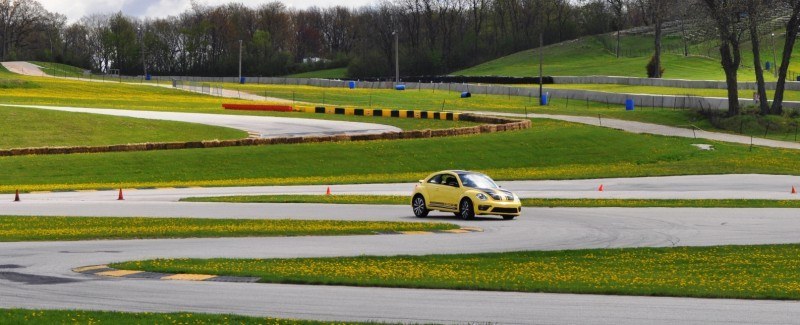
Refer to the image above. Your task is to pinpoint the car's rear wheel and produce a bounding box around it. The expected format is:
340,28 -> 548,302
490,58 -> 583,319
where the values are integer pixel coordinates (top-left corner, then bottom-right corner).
459,198 -> 475,220
502,215 -> 516,220
412,195 -> 429,218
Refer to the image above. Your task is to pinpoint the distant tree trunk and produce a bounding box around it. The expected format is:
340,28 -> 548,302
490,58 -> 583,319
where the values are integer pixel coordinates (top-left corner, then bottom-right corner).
772,1 -> 800,115
720,39 -> 742,116
653,15 -> 663,78
701,0 -> 743,116
748,3 -> 769,115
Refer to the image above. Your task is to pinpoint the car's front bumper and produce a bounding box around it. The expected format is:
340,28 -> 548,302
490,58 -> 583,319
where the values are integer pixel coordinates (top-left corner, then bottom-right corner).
476,200 -> 522,216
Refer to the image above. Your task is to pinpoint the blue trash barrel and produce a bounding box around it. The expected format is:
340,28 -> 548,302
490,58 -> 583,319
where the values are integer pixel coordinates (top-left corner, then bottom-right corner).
540,93 -> 549,105
348,81 -> 356,89
625,99 -> 635,111
145,74 -> 151,81
240,77 -> 246,84
766,61 -> 772,71
461,92 -> 471,98
395,85 -> 406,91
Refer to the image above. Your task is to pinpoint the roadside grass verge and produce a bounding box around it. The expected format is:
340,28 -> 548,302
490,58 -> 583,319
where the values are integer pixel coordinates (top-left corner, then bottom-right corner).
227,83 -> 721,129
112,244 -> 800,300
181,195 -> 800,208
0,105 -> 246,148
0,216 -> 457,242
0,309 -> 369,324
544,83 -> 800,102
3,119 -> 800,192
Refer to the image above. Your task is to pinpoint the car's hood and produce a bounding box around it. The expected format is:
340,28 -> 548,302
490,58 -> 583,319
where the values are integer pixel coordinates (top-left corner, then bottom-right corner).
476,188 -> 515,198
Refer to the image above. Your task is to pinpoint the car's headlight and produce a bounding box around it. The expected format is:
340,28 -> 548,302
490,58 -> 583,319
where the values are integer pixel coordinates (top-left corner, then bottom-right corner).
476,193 -> 488,201
490,193 -> 503,200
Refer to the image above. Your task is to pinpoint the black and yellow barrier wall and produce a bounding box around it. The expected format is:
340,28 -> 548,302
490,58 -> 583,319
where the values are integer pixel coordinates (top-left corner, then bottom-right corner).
294,105 -> 461,121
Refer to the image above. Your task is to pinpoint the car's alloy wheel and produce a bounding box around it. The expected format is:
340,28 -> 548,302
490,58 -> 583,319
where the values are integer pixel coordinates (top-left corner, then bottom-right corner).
459,198 -> 475,220
412,195 -> 429,218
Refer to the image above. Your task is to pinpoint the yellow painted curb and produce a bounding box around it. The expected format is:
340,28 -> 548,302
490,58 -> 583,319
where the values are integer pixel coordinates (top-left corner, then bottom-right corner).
441,229 -> 471,234
161,274 -> 218,281
72,265 -> 108,272
399,231 -> 433,235
96,270 -> 143,277
460,227 -> 484,232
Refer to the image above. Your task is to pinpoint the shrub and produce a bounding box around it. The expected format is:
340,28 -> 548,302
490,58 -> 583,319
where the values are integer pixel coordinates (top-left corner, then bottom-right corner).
646,55 -> 665,78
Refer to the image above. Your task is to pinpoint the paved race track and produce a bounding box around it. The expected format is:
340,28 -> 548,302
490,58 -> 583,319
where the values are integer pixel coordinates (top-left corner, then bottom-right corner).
0,104 -> 400,138
2,175 -> 800,324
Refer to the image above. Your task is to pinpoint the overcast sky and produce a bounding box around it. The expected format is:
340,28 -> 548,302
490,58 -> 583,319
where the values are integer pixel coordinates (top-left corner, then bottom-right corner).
39,0 -> 376,23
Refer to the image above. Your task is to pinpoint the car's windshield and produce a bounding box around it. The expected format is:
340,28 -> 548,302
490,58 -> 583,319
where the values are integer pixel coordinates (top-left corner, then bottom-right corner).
459,173 -> 498,189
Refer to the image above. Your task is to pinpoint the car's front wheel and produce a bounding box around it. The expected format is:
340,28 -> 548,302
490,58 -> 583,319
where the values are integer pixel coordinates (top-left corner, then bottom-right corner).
459,198 -> 475,220
412,195 -> 429,218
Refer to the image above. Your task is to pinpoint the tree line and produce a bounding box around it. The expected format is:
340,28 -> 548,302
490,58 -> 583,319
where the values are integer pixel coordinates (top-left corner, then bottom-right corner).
3,0 -> 657,78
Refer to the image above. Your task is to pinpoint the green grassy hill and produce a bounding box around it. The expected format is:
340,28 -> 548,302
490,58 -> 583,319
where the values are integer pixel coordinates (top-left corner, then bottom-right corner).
456,33 -> 799,81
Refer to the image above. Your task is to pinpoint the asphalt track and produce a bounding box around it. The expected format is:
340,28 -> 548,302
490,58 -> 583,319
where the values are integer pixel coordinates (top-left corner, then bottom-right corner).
2,175 -> 800,324
0,104 -> 400,138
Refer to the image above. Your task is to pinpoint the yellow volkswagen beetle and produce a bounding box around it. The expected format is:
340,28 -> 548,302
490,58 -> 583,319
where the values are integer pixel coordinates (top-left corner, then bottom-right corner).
411,170 -> 521,220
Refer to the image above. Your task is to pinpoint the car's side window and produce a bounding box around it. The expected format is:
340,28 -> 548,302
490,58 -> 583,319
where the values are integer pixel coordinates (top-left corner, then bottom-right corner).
442,174 -> 459,187
428,174 -> 443,184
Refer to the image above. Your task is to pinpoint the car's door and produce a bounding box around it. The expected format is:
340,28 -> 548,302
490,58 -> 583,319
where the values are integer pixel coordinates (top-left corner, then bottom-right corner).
437,173 -> 462,211
426,174 -> 447,210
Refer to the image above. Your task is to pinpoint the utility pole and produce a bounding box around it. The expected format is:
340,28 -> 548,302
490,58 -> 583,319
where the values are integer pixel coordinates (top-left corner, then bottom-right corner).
393,31 -> 400,85
238,39 -> 243,83
771,33 -> 778,78
539,32 -> 544,105
138,27 -> 147,78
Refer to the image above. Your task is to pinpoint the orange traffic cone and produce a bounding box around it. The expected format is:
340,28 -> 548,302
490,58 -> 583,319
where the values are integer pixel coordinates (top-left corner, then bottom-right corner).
598,184 -> 604,192
326,187 -> 331,196
792,186 -> 797,194
117,188 -> 124,201
13,189 -> 20,202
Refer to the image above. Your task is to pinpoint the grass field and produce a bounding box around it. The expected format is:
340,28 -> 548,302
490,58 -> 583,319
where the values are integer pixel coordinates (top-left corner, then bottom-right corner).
182,195 -> 800,208
111,244 -> 800,300
2,119 -> 800,192
287,67 -> 348,78
0,105 -> 246,148
0,309 -> 368,325
0,216 -> 456,242
32,61 -> 87,78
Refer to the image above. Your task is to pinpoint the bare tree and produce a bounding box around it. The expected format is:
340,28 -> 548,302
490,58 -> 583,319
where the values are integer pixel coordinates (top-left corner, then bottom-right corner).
699,0 -> 747,116
606,0 -> 627,58
746,0 -> 771,114
771,0 -> 800,114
